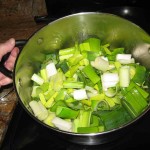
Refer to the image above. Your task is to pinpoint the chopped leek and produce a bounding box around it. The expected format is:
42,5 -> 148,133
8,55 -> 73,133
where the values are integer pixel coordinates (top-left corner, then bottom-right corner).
31,73 -> 44,85
91,56 -> 109,72
132,65 -> 146,85
44,112 -> 56,127
29,37 -> 150,134
82,64 -> 100,84
77,126 -> 99,133
101,72 -> 119,91
73,89 -> 88,100
56,106 -> 79,119
29,101 -> 48,121
119,66 -> 130,87
52,117 -> 72,131
59,47 -> 75,56
84,37 -> 101,52
63,81 -> 84,89
46,62 -> 57,78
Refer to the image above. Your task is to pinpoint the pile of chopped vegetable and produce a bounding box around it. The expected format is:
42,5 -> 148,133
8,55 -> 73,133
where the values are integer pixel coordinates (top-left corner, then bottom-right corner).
29,37 -> 150,133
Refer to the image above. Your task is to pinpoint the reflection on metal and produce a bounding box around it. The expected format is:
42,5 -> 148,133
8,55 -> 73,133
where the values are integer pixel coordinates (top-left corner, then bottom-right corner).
132,43 -> 150,68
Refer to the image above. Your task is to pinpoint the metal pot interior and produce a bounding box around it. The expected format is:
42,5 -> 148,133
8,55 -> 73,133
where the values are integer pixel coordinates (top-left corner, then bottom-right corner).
14,12 -> 150,131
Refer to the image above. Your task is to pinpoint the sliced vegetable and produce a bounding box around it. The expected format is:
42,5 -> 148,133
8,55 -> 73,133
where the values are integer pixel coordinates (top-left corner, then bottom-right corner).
82,64 -> 100,84
29,100 -> 48,121
63,81 -> 84,89
132,65 -> 146,85
101,72 -> 119,91
84,37 -> 101,52
31,73 -> 44,85
52,117 -> 72,131
91,56 -> 109,72
29,37 -> 150,134
44,112 -> 56,127
46,62 -> 57,78
96,107 -> 132,130
77,126 -> 100,133
59,47 -> 75,56
58,60 -> 69,73
116,54 -> 135,64
73,89 -> 88,100
78,110 -> 91,127
119,66 -> 130,87
56,106 -> 79,119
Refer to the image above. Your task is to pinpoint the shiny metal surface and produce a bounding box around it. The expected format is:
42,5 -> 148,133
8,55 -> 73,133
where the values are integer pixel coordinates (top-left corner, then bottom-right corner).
13,12 -> 150,145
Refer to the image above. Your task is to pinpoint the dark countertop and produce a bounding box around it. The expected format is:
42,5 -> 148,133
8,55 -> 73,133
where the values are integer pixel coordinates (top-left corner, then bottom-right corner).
0,16 -> 46,146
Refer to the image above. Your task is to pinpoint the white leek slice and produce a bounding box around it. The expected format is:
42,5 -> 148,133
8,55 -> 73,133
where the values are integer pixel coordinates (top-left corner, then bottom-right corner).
91,56 -> 109,72
46,62 -> 57,78
117,58 -> 135,64
101,73 -> 119,91
116,54 -> 132,60
85,86 -> 98,98
73,89 -> 88,100
29,100 -> 48,121
87,92 -> 98,98
104,87 -> 117,97
85,86 -> 98,94
52,117 -> 72,132
31,73 -> 44,85
116,54 -> 135,64
44,112 -> 56,127
31,86 -> 39,98
108,64 -> 115,70
37,101 -> 49,120
119,66 -> 130,87
29,100 -> 41,117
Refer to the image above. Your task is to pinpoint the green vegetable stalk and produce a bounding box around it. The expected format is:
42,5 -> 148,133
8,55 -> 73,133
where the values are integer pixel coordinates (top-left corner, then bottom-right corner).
82,64 -> 100,84
56,106 -> 79,119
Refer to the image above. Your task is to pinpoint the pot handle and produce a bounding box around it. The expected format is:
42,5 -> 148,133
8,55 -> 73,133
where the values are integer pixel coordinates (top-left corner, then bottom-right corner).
16,39 -> 27,48
0,39 -> 27,79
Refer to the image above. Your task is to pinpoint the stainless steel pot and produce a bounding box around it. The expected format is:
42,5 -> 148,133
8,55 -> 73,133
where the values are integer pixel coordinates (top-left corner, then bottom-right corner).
11,12 -> 150,145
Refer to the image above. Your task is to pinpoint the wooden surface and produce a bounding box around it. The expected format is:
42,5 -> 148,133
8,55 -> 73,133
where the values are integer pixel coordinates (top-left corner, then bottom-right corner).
0,17 -> 46,42
0,0 -> 47,18
0,0 -> 47,42
0,0 -> 48,146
